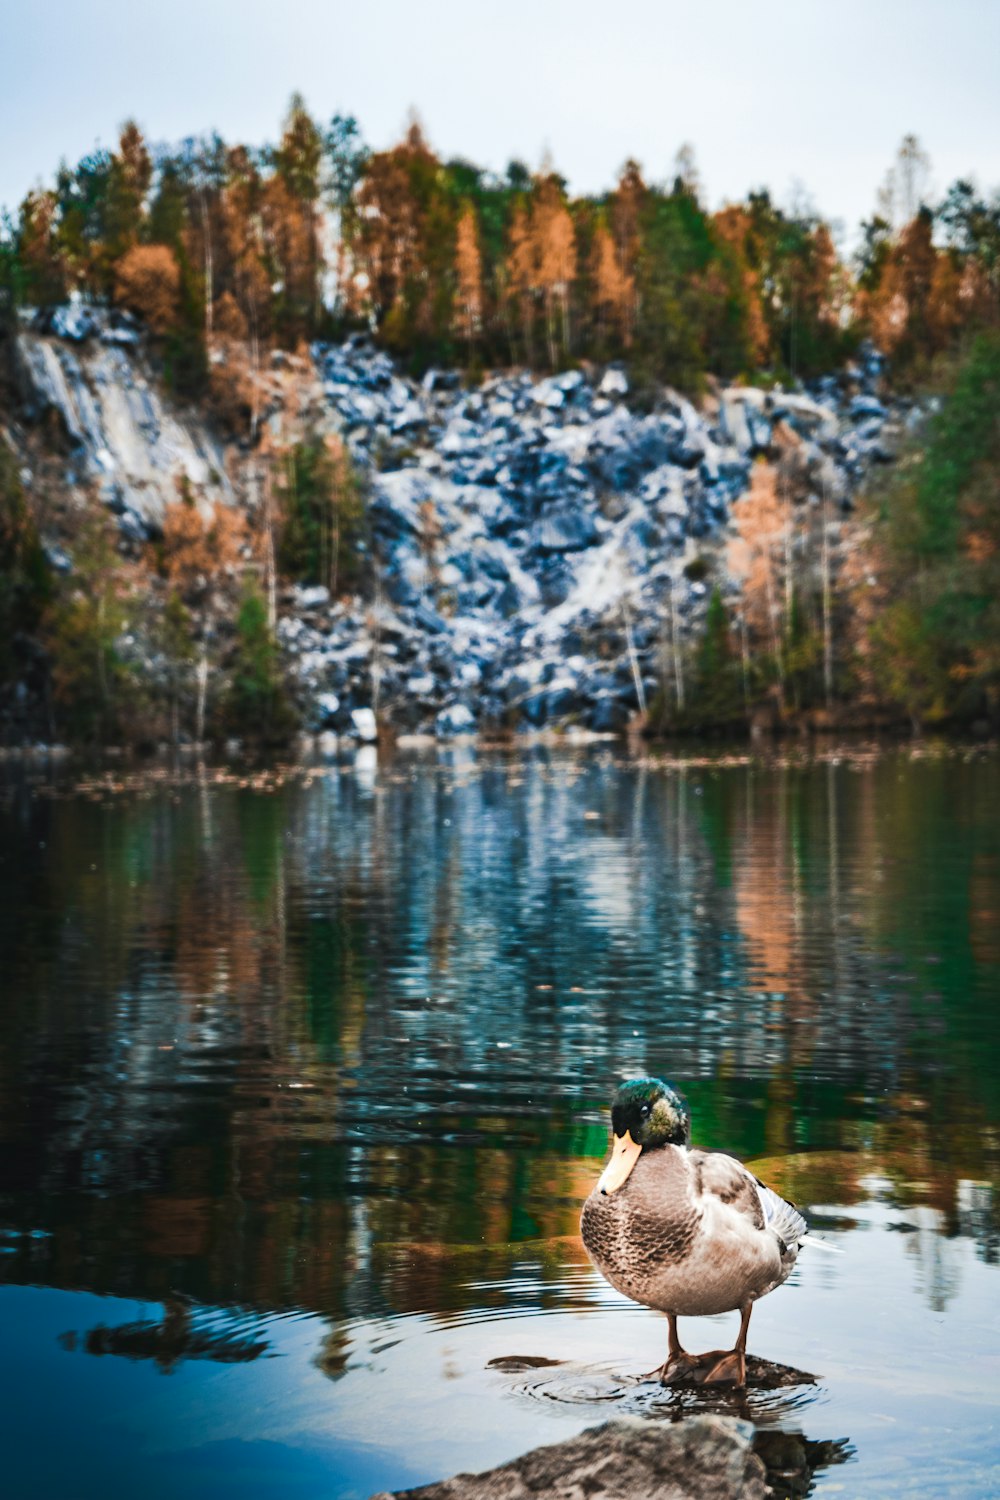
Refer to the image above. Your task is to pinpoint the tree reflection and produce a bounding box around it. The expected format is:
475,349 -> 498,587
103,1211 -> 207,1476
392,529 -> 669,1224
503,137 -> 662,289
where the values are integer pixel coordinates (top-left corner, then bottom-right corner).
0,748 -> 997,1331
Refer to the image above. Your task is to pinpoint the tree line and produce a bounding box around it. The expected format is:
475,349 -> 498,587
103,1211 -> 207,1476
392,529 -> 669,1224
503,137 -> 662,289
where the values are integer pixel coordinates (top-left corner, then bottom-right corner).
2,104 -> 998,396
1,103 -> 998,745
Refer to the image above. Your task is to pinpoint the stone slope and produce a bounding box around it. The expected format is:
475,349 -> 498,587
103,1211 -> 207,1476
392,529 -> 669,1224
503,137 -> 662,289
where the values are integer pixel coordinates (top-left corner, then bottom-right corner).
8,307 -> 914,738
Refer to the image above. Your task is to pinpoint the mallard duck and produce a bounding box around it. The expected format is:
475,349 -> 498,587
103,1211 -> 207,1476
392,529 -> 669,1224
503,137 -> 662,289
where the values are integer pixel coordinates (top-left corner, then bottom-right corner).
581,1076 -> 809,1386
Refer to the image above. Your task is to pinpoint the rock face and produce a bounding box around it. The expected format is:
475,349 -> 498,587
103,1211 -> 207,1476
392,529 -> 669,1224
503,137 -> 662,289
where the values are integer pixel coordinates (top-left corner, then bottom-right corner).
12,306 -> 232,540
369,1415 -> 767,1500
277,336 -> 900,737
10,306 -> 907,739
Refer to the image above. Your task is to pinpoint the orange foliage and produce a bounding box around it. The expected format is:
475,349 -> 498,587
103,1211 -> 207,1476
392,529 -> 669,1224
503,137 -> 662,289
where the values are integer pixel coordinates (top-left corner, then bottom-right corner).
591,223 -> 634,346
454,203 -> 483,346
713,205 -> 770,365
504,174 -> 576,364
727,462 -> 786,641
160,495 -> 247,596
114,244 -> 181,333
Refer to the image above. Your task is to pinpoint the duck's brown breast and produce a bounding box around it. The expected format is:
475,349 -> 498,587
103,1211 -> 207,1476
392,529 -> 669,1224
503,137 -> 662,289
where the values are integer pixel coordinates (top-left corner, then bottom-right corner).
580,1145 -> 701,1307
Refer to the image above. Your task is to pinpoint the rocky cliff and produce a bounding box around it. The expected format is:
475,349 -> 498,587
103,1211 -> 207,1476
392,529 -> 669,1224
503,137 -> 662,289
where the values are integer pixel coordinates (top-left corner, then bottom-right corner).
4,305 -> 915,742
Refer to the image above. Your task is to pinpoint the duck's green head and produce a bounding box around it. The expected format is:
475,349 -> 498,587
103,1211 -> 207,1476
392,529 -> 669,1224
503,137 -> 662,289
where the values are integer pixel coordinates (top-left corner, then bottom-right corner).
597,1077 -> 690,1195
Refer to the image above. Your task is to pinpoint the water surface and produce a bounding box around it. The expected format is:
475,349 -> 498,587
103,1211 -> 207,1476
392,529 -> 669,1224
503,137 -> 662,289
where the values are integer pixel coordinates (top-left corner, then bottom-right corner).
1,744 -> 998,1497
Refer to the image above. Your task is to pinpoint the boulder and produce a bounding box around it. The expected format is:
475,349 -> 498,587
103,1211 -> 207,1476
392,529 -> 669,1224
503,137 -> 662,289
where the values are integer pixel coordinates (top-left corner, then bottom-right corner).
349,708 -> 377,741
50,303 -> 100,343
598,367 -> 629,398
370,1415 -> 766,1500
435,703 -> 475,736
534,505 -> 599,554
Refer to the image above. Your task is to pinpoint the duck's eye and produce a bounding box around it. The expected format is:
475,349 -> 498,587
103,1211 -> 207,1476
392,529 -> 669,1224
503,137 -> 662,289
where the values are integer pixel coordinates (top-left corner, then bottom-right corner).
640,1104 -> 651,1119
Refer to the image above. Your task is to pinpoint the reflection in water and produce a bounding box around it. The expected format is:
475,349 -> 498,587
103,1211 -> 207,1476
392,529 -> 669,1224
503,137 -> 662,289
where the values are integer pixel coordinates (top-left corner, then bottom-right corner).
1,746 -> 999,1498
60,1298 -> 269,1371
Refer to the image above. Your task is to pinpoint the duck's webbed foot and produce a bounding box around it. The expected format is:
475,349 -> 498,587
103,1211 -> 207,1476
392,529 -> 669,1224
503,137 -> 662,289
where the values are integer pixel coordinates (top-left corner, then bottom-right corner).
649,1314 -> 715,1385
695,1305 -> 752,1387
654,1351 -> 711,1385
698,1347 -> 747,1386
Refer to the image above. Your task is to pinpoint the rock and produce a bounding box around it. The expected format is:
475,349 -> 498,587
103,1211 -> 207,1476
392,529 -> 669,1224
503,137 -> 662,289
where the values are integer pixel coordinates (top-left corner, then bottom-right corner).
43,542 -> 72,574
530,377 -> 565,410
14,332 -> 232,539
50,302 -> 99,343
598,367 -> 629,398
372,468 -> 434,538
552,368 -> 585,393
350,708 -> 378,741
295,585 -> 331,610
849,394 -> 887,420
435,703 -> 475,736
370,1415 -> 766,1500
9,317 -> 899,742
314,693 -> 340,726
534,505 -> 599,553
588,695 -> 631,733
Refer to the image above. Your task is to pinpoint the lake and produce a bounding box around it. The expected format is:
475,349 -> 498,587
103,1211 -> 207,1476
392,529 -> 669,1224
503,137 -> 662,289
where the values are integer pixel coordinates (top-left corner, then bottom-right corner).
1,742 -> 998,1498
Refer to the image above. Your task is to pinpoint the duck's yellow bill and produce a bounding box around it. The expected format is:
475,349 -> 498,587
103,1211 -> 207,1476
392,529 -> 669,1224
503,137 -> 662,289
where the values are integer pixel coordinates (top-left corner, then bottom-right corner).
596,1130 -> 642,1194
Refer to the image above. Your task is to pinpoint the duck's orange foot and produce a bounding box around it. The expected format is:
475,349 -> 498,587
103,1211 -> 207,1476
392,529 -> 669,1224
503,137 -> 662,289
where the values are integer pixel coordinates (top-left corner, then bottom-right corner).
697,1348 -> 747,1386
654,1352 -> 711,1385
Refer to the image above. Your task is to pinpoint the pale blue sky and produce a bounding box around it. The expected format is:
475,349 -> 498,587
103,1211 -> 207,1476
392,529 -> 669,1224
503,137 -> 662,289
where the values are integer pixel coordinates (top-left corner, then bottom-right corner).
3,0 -> 998,243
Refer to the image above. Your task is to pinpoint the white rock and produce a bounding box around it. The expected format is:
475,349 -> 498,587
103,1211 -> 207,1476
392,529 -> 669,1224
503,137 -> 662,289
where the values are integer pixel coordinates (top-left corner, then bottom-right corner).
598,367 -> 629,398
350,707 -> 378,741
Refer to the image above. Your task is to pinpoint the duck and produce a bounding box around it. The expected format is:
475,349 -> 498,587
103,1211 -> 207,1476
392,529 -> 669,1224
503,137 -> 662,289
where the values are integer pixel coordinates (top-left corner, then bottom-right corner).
580,1076 -> 811,1386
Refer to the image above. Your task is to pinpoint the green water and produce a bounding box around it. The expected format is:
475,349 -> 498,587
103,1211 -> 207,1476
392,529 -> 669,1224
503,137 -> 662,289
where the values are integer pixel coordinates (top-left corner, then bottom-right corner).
0,744 -> 998,1497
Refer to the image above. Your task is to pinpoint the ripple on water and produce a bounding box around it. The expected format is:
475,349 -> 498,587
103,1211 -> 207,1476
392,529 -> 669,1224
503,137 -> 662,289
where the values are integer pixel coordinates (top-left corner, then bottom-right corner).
491,1353 -> 824,1423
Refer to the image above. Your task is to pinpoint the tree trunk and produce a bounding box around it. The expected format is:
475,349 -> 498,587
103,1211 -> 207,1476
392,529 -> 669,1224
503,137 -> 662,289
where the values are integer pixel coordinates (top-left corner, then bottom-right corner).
670,576 -> 685,712
262,459 -> 277,633
821,497 -> 834,711
621,595 -> 646,714
195,651 -> 208,746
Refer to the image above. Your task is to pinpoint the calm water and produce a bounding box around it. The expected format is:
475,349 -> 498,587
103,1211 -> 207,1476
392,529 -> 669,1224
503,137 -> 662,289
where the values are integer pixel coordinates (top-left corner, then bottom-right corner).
1,744 -> 999,1498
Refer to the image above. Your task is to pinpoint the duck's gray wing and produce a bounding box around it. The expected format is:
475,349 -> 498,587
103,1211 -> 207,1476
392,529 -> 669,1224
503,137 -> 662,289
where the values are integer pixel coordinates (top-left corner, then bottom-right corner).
753,1178 -> 807,1246
691,1150 -> 767,1229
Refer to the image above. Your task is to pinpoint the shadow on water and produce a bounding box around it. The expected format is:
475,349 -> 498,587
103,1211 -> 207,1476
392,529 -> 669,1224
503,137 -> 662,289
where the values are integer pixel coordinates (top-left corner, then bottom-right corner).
0,744 -> 998,1497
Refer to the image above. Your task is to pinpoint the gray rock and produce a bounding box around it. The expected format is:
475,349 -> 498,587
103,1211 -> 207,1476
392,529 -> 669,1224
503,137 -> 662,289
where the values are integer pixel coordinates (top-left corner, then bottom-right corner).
50,303 -> 99,342
435,703 -> 475,736
314,692 -> 340,726
530,378 -> 565,410
370,1415 -> 766,1500
534,505 -> 599,553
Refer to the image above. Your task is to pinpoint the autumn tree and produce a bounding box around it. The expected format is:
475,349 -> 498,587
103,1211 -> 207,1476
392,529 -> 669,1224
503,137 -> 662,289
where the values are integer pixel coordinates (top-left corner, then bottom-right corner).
591,220 -> 630,348
16,191 -> 68,305
533,170 -> 576,365
505,198 -> 536,362
454,202 -> 483,353
114,243 -> 181,332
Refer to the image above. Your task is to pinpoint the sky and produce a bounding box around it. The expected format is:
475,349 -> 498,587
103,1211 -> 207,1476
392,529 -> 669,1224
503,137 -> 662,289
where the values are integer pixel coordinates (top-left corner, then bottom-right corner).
3,0 -> 999,246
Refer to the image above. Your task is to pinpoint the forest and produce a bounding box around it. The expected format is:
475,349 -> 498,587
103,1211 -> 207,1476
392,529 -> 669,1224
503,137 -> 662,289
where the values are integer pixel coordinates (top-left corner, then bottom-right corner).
0,100 -> 998,746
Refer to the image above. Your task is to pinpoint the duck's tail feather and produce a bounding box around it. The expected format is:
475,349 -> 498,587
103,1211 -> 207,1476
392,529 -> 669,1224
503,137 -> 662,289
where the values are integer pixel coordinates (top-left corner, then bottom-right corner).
800,1235 -> 843,1254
